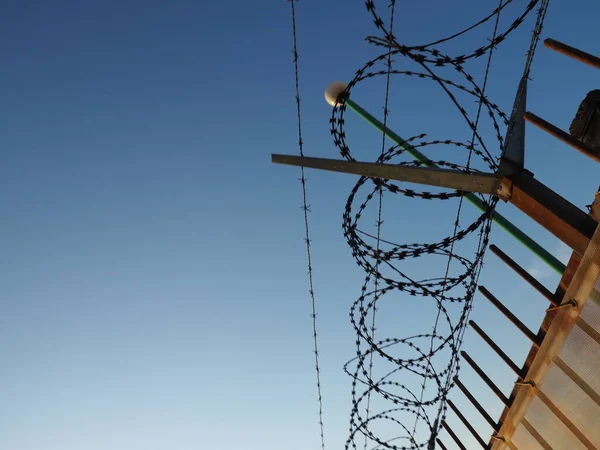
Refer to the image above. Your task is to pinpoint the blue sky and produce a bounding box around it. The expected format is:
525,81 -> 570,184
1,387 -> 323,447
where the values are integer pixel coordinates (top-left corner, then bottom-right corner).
1,1 -> 599,449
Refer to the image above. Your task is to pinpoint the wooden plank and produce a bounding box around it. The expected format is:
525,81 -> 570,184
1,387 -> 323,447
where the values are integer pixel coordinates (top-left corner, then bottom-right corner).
491,221 -> 600,449
492,194 -> 600,448
522,419 -> 554,450
555,356 -> 600,409
535,389 -> 597,449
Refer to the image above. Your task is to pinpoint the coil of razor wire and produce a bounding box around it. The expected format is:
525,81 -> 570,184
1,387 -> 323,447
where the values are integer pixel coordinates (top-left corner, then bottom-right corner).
365,0 -> 540,65
324,1 -> 548,448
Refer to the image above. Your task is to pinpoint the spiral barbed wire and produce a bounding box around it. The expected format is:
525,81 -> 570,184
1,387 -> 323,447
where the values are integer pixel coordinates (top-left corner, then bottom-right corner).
323,1 -> 550,449
365,0 -> 539,65
285,0 -> 549,449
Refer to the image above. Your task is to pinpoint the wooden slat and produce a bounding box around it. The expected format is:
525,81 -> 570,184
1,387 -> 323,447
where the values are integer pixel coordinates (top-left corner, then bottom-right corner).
577,318 -> 600,347
491,220 -> 600,449
555,356 -> 600,409
522,419 -> 554,450
535,389 -> 597,449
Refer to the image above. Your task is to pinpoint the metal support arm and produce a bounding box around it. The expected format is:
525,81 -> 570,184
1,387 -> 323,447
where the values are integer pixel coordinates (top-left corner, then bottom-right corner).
272,154 -> 504,195
272,153 -> 598,257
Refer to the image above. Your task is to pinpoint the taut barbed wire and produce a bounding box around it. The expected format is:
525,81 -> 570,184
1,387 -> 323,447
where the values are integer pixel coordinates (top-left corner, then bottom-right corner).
288,1 -> 326,449
420,2 -> 505,445
362,3 -> 397,450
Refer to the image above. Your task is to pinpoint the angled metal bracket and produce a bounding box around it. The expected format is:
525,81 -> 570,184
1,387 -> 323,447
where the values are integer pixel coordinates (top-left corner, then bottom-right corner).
272,154 -> 505,196
498,79 -> 527,175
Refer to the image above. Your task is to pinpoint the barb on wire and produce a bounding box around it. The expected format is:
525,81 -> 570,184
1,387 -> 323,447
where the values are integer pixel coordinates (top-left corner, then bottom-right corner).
361,3 -> 397,450
503,0 -> 551,156
364,0 -> 540,65
425,3 -> 505,444
288,1 -> 326,449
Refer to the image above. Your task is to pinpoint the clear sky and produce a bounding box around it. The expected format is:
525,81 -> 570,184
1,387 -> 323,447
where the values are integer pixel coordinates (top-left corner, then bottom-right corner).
1,1 -> 599,449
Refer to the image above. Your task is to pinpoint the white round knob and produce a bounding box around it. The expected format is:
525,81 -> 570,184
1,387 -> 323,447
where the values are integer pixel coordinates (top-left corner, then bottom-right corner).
324,81 -> 348,106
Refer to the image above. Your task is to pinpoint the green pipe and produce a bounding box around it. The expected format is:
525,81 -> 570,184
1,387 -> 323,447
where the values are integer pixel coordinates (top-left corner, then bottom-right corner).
345,98 -> 566,275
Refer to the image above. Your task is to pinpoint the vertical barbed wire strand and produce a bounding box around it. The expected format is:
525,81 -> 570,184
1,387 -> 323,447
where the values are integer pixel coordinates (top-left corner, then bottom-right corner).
409,3 -> 504,439
288,2 -> 326,449
431,1 -> 552,443
423,2 -> 505,445
445,0 -> 551,392
443,0 -> 551,424
504,0 -> 550,150
363,2 -> 397,450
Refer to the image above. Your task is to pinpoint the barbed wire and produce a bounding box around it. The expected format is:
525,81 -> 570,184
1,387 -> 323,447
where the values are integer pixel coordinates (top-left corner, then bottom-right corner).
427,4 -> 552,446
285,1 -> 549,449
288,1 -> 326,449
325,2 -> 547,449
335,57 -> 498,450
420,1 -> 505,445
364,0 -> 539,65
503,0 -> 550,156
362,2 -> 397,450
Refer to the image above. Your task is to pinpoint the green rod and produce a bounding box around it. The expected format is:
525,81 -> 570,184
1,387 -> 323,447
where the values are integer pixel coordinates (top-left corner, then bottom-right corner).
345,98 -> 566,275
